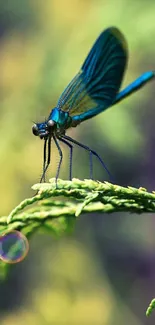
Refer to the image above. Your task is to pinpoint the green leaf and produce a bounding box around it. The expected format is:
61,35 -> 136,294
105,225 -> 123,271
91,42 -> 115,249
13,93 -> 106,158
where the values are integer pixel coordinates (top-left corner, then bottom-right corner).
1,178 -> 155,280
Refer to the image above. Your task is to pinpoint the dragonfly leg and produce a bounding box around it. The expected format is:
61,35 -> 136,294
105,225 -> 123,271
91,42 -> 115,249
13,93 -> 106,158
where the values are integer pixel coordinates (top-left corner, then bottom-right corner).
59,137 -> 73,181
53,135 -> 63,187
40,137 -> 51,183
40,138 -> 47,183
89,151 -> 93,179
62,135 -> 114,181
43,138 -> 47,182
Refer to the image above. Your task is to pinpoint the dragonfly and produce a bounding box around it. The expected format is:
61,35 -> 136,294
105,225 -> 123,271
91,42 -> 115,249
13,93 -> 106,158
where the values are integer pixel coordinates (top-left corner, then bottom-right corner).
32,27 -> 154,184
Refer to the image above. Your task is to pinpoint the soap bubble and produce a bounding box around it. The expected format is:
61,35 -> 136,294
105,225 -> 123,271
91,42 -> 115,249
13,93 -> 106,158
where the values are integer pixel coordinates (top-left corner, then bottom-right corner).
0,230 -> 29,264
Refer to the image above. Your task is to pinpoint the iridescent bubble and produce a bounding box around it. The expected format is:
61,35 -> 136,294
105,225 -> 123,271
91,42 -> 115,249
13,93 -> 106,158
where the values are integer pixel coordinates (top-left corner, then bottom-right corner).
0,230 -> 29,264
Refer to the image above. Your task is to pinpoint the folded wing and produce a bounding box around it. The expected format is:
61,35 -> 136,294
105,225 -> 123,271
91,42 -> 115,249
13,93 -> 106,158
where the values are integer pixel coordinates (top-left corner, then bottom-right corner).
57,27 -> 128,121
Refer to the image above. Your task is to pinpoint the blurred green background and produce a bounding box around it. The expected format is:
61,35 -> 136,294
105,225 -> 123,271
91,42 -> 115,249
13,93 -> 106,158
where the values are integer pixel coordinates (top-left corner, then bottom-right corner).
0,0 -> 155,324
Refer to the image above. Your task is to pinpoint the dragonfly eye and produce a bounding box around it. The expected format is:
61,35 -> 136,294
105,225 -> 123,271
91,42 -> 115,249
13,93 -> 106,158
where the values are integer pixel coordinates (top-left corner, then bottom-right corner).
46,120 -> 55,131
32,124 -> 39,136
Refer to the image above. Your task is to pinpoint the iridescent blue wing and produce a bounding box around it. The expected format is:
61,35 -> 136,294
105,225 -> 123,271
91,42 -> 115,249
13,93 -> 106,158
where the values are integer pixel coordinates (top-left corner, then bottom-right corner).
57,27 -> 128,122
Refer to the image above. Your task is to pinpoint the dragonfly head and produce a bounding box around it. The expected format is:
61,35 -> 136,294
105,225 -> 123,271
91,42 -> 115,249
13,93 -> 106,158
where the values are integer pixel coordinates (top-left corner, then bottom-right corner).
32,120 -> 56,140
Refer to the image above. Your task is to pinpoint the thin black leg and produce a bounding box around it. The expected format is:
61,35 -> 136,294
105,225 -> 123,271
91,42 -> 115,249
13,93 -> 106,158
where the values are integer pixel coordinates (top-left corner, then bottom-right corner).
89,151 -> 93,179
40,138 -> 47,183
62,134 -> 114,182
59,137 -> 73,181
40,137 -> 51,183
53,135 -> 63,186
